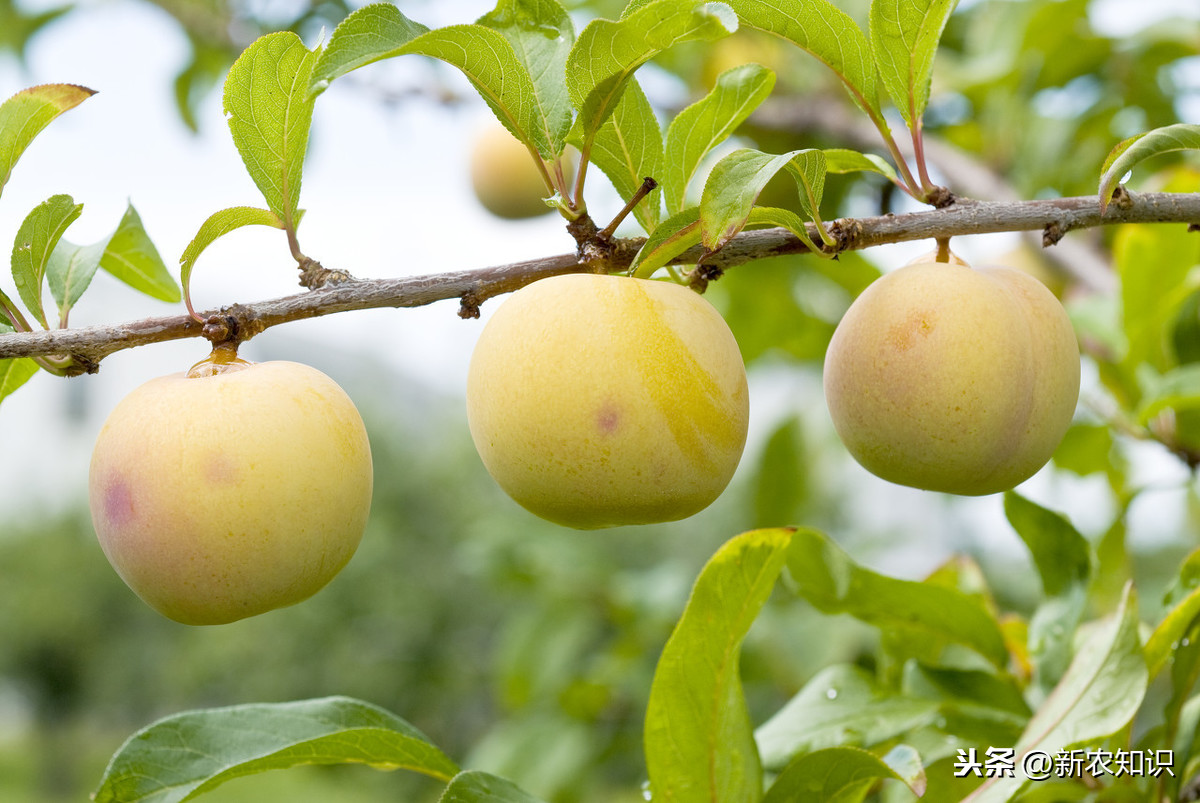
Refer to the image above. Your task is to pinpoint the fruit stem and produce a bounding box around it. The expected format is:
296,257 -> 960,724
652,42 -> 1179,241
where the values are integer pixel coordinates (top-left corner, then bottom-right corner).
187,342 -> 252,378
935,237 -> 952,263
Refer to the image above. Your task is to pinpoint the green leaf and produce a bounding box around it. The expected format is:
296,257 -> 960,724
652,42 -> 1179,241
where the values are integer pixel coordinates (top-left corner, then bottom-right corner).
1137,364 -> 1200,425
224,32 -> 319,230
751,415 -> 809,528
868,0 -> 959,128
1004,493 -> 1093,693
0,83 -> 95,199
180,206 -> 285,316
823,148 -> 900,184
724,0 -> 881,120
756,664 -> 941,770
1114,221 -> 1200,373
1146,583 -> 1200,681
762,745 -> 926,803
662,63 -> 776,215
1099,123 -> 1200,209
439,770 -> 550,803
0,357 -> 38,407
92,696 -> 459,803
45,240 -> 107,325
700,148 -> 826,252
99,203 -> 179,303
11,193 -> 81,328
786,529 -> 1009,667
311,4 -> 430,90
314,5 -> 563,159
478,0 -> 576,158
583,78 -> 663,232
632,206 -> 702,276
567,1 -> 737,148
963,585 -> 1147,803
645,528 -> 794,803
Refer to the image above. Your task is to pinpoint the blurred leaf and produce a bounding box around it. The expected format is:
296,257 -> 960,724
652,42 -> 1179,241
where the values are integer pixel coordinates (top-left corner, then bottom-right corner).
11,193 -> 81,328
786,529 -> 1009,668
1099,123 -> 1200,209
311,3 -> 429,89
763,744 -> 925,803
439,770 -> 549,803
224,32 -> 318,230
1137,364 -> 1200,425
700,148 -> 825,251
1172,288 -> 1200,365
662,62 -> 776,215
584,78 -> 663,232
751,415 -> 808,528
1114,221 -> 1199,374
645,528 -> 794,803
868,0 -> 959,128
963,585 -> 1146,802
725,0 -> 880,120
173,38 -> 230,134
567,0 -> 736,149
1146,577 -> 1200,682
0,357 -> 38,406
756,664 -> 941,770
179,206 -> 285,316
0,0 -> 70,60
0,83 -> 94,199
45,239 -> 106,323
478,0 -> 576,158
93,696 -> 459,803
1051,423 -> 1115,477
98,203 -> 179,303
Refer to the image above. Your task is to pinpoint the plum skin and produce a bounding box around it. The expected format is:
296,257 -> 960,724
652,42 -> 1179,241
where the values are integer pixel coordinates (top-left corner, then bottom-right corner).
88,359 -> 373,625
822,259 -> 1080,495
466,274 -> 750,529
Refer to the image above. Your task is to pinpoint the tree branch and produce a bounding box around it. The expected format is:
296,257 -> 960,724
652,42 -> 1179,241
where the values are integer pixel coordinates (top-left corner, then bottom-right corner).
2,192 -> 1196,367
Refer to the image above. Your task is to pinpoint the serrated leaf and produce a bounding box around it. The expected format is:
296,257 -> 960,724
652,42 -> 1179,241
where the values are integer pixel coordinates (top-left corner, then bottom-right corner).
439,770 -> 550,803
725,0 -> 881,120
311,4 -> 430,90
1148,576 -> 1200,681
662,63 -> 776,215
582,78 -> 662,232
869,0 -> 959,128
823,148 -> 900,183
645,528 -> 794,803
762,745 -> 926,803
632,206 -> 701,276
99,204 -> 179,303
1099,124 -> 1200,209
756,665 -> 941,770
0,358 -> 38,407
786,529 -> 1009,667
11,194 -> 81,328
0,83 -> 95,199
567,1 -> 737,148
478,0 -> 576,157
700,148 -> 826,251
92,696 -> 459,803
180,206 -> 285,316
46,240 -> 107,325
224,32 -> 319,229
963,585 -> 1147,803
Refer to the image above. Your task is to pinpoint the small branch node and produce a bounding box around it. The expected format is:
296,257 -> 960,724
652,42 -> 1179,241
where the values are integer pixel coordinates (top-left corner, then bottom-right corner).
1188,223 -> 1200,233
1110,185 -> 1135,211
458,290 -> 482,319
202,303 -> 263,347
298,257 -> 354,290
1043,221 -> 1066,248
829,217 -> 864,253
687,257 -> 722,293
927,186 -> 956,209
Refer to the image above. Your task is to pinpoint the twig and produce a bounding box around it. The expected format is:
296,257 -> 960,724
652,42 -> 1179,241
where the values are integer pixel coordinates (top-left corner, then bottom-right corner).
2,192 -> 1198,366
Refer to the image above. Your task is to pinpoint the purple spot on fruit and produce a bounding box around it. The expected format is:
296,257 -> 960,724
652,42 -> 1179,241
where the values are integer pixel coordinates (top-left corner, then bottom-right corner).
205,453 -> 239,485
105,479 -> 135,528
597,401 -> 622,435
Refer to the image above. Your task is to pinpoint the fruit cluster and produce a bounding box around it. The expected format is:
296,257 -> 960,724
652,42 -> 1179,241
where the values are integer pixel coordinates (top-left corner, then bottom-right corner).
89,254 -> 1079,624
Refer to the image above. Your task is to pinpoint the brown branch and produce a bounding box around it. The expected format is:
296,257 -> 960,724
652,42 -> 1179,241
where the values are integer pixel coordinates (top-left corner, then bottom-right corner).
2,192 -> 1198,367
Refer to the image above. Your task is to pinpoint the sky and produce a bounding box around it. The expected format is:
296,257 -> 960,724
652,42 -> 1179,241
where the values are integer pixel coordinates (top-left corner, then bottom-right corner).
0,0 -> 1198,551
